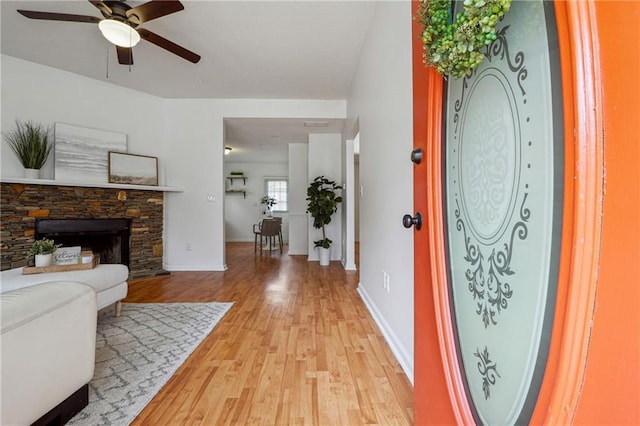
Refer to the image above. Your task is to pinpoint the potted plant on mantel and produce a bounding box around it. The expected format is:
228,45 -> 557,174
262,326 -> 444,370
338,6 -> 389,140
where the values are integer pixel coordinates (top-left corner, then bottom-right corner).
3,119 -> 53,179
27,238 -> 61,267
306,175 -> 343,266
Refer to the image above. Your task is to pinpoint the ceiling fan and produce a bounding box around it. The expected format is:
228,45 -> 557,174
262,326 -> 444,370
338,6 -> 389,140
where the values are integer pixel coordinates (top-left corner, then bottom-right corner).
17,0 -> 201,65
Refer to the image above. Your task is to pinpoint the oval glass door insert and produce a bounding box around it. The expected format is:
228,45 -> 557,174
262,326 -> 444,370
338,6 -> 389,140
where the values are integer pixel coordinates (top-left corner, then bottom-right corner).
443,1 -> 563,423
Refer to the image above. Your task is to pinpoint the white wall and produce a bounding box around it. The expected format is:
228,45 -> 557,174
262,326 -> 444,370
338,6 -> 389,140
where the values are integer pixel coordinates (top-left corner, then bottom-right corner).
308,133 -> 342,261
342,138 -> 356,270
288,143 -> 309,255
355,160 -> 360,242
156,99 -> 346,271
223,161 -> 288,242
1,55 -> 347,272
346,1 -> 414,382
1,56 -> 165,181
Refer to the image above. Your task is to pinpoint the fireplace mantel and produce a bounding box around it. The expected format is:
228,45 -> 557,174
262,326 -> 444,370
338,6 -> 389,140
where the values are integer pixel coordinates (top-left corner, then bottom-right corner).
0,177 -> 182,192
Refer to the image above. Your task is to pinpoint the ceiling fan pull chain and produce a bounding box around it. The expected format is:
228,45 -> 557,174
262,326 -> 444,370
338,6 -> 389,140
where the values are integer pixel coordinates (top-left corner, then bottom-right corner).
106,45 -> 110,79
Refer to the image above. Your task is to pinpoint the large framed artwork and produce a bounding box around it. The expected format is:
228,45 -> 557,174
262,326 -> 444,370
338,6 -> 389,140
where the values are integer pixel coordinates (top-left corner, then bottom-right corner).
54,123 -> 127,183
108,152 -> 158,186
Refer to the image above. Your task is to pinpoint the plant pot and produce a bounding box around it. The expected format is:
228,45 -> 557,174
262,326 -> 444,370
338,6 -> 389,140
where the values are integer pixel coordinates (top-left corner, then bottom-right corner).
24,168 -> 40,179
35,253 -> 53,267
318,247 -> 330,266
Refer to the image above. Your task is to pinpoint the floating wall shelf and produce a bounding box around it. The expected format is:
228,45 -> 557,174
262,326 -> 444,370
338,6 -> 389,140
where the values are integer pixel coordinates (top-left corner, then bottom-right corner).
226,176 -> 247,185
225,189 -> 247,198
225,173 -> 247,198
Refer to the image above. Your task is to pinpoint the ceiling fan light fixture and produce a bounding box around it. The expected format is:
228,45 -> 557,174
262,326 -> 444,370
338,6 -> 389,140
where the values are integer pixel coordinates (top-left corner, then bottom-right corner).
98,19 -> 140,48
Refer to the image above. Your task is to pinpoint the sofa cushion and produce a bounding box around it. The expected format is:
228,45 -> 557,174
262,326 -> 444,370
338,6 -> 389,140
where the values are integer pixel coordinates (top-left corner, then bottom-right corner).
1,281 -> 95,333
0,264 -> 129,294
0,281 -> 97,425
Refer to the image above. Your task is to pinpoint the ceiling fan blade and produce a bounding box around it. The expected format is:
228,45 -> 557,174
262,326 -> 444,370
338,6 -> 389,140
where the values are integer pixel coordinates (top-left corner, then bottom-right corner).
116,46 -> 134,65
88,1 -> 112,17
17,10 -> 101,24
138,28 -> 200,63
126,1 -> 183,25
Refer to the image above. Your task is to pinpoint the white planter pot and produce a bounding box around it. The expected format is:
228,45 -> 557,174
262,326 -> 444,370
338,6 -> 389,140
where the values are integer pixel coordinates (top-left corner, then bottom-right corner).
35,253 -> 53,267
24,168 -> 40,179
318,247 -> 330,266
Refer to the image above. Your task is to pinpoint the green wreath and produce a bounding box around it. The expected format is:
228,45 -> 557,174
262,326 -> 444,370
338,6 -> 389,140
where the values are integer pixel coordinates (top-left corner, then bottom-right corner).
417,0 -> 512,79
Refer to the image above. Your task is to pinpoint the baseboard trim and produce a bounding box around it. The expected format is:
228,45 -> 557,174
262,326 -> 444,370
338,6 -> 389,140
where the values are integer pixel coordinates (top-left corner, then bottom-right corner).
342,261 -> 357,271
164,264 -> 227,272
357,283 -> 414,385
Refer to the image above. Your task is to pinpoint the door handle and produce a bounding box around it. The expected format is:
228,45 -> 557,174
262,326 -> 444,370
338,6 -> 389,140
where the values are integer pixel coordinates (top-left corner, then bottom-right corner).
411,148 -> 423,164
402,212 -> 422,230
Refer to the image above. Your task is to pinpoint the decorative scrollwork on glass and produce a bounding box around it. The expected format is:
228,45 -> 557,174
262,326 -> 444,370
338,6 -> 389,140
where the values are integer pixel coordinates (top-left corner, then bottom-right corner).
486,25 -> 528,97
455,193 -> 529,328
454,78 -> 470,134
452,22 -> 530,329
474,346 -> 501,400
454,24 -> 527,138
461,103 -> 512,235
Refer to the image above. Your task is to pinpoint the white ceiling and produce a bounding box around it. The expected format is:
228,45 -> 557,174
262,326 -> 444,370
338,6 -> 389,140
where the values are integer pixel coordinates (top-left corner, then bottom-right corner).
224,117 -> 346,162
1,1 -> 376,162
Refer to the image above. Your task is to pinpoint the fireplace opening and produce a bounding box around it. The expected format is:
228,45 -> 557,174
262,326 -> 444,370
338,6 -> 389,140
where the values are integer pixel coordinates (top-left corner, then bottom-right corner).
35,218 -> 131,266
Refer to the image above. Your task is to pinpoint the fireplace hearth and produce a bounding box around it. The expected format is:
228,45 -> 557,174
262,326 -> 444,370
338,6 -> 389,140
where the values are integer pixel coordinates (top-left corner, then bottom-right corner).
35,218 -> 131,267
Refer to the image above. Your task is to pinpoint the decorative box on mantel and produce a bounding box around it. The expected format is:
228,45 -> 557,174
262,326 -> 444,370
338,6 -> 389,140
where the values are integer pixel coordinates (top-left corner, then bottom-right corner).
0,178 -> 182,279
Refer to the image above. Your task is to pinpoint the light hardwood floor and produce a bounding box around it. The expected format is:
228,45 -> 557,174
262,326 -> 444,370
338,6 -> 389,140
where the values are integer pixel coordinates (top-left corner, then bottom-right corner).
127,242 -> 413,425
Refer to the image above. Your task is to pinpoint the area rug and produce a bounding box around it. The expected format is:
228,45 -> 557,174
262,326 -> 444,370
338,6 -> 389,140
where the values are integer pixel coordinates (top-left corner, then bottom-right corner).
68,302 -> 234,425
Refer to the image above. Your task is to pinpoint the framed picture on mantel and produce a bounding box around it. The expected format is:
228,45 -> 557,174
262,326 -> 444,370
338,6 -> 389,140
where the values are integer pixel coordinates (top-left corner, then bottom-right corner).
108,152 -> 158,186
54,122 -> 127,183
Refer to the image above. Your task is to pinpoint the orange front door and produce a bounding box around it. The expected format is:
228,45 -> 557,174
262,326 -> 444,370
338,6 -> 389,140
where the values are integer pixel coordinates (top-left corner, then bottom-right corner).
412,1 -> 639,424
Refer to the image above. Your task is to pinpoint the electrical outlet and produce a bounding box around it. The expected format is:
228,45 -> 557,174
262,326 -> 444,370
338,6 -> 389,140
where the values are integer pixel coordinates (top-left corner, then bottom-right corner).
382,270 -> 390,292
186,242 -> 192,251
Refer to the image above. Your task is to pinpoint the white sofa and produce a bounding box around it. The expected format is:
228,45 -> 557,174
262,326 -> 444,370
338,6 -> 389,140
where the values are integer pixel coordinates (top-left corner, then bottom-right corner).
0,264 -> 129,424
0,281 -> 97,425
0,264 -> 129,316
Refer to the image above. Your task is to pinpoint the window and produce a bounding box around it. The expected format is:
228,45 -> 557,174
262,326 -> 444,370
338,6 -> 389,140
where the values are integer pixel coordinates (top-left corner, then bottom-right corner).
264,178 -> 288,212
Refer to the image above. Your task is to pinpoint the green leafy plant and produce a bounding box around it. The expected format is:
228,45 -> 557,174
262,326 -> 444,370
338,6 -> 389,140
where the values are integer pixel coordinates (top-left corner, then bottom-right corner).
306,176 -> 343,249
26,238 -> 61,258
416,0 -> 512,78
3,119 -> 53,169
260,196 -> 277,209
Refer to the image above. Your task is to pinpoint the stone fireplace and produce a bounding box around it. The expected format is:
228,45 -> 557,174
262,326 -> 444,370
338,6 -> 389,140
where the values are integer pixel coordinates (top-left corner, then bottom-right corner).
35,218 -> 132,266
1,183 -> 166,278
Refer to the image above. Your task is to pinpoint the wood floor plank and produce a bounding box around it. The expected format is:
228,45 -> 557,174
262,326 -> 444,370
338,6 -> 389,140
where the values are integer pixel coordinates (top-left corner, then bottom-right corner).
126,242 -> 413,425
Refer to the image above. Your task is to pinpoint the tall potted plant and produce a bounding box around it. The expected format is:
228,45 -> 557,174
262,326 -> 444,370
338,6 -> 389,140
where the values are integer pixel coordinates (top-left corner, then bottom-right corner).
3,119 -> 53,179
306,175 -> 343,266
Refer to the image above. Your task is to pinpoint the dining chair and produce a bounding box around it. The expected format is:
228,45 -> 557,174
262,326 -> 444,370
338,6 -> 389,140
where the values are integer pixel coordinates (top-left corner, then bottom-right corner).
253,218 -> 282,253
271,217 -> 283,245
